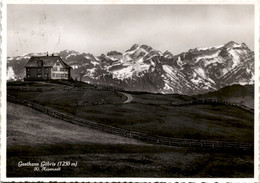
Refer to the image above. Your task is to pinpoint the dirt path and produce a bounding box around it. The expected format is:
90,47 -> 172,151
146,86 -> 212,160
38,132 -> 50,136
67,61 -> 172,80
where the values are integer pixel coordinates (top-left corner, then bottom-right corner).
119,92 -> 133,103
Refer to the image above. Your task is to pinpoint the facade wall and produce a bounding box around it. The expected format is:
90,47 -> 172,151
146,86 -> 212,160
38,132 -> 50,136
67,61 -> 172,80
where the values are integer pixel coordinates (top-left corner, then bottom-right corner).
51,61 -> 69,79
25,67 -> 51,80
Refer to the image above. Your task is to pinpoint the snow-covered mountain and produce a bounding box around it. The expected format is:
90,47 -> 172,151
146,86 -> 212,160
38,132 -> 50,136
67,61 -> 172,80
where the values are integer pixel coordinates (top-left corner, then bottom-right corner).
7,41 -> 254,95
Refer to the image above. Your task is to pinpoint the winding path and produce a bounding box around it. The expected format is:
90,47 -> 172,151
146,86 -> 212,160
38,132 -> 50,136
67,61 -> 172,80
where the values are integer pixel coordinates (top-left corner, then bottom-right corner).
118,92 -> 133,103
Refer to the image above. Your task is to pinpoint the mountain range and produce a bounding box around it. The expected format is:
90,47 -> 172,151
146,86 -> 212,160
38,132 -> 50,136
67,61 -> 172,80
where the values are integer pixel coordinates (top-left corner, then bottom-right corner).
7,41 -> 254,95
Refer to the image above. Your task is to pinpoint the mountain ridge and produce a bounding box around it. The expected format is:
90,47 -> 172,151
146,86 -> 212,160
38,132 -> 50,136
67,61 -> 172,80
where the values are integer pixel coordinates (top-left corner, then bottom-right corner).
7,41 -> 254,95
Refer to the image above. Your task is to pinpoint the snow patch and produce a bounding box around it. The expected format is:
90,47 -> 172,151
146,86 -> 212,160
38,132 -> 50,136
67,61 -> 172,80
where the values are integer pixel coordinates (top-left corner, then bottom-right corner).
194,68 -> 206,79
91,60 -> 99,66
66,52 -> 78,59
124,45 -> 140,55
162,65 -> 177,80
228,49 -> 241,67
194,67 -> 215,84
87,68 -> 97,77
176,56 -> 183,67
191,77 -> 203,85
195,50 -> 221,63
7,66 -> 16,80
164,82 -> 173,91
110,55 -> 150,80
85,55 -> 93,60
197,45 -> 223,51
112,66 -> 134,80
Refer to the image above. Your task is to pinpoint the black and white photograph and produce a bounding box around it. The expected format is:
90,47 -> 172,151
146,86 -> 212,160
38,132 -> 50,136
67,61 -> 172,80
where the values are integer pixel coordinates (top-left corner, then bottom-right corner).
1,1 -> 259,181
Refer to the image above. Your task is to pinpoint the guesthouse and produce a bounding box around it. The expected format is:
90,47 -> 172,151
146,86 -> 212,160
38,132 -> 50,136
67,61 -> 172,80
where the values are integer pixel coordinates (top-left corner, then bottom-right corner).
24,54 -> 72,81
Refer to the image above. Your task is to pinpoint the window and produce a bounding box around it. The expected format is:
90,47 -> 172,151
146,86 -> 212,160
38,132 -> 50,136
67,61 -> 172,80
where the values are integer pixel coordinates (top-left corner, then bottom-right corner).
56,62 -> 60,66
37,60 -> 43,66
44,74 -> 48,77
37,68 -> 42,72
27,74 -> 30,77
53,67 -> 57,71
45,68 -> 49,72
27,68 -> 30,72
37,74 -> 42,77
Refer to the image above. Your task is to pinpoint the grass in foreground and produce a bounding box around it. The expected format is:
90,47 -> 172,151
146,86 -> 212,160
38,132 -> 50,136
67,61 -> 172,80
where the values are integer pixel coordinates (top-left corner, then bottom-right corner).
7,102 -> 253,177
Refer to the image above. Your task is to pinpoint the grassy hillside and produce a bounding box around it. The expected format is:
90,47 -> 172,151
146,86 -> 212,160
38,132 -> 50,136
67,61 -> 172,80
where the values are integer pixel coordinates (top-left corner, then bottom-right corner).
7,82 -> 254,143
7,102 -> 254,177
7,102 -> 142,147
195,84 -> 254,108
77,102 -> 253,142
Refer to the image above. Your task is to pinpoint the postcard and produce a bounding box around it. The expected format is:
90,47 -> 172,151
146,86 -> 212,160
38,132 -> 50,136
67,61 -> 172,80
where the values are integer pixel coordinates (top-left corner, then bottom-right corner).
1,0 -> 259,182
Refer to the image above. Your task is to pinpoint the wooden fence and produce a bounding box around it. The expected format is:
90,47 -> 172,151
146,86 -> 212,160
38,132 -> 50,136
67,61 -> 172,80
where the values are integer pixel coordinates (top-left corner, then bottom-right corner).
7,85 -> 59,92
7,95 -> 253,151
7,85 -> 124,92
172,99 -> 254,114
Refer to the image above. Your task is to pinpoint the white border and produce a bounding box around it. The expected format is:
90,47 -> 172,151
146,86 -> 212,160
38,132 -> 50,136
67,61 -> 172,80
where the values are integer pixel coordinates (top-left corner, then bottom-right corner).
254,2 -> 260,181
1,0 -> 259,182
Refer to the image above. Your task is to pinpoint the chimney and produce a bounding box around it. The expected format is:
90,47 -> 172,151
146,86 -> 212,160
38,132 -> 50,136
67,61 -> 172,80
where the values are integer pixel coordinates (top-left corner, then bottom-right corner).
47,51 -> 49,56
52,53 -> 54,56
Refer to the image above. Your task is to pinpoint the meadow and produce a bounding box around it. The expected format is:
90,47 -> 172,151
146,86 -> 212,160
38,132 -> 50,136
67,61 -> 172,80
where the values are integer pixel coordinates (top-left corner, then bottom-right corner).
7,81 -> 254,177
7,102 -> 253,177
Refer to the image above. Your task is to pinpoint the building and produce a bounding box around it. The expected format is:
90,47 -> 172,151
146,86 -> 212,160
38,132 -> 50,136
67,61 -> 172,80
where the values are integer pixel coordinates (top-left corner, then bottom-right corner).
24,55 -> 72,81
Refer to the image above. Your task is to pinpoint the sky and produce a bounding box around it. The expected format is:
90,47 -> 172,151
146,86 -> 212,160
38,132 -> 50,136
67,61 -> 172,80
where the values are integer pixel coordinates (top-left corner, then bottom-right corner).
7,4 -> 255,57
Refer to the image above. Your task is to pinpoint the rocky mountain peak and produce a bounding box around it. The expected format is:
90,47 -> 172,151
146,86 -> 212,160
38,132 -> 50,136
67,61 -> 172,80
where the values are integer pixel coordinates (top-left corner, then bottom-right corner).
107,51 -> 122,56
139,45 -> 153,52
127,44 -> 139,52
223,41 -> 240,49
7,41 -> 254,95
163,50 -> 174,59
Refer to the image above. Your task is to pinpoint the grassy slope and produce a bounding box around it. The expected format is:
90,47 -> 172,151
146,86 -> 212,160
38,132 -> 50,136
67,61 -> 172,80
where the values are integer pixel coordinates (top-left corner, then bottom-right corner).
7,102 -> 254,177
7,84 -> 254,142
7,102 -> 142,147
195,84 -> 254,108
77,103 -> 253,142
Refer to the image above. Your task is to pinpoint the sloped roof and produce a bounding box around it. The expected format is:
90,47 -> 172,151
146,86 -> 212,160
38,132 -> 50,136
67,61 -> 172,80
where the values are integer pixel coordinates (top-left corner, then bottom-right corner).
25,56 -> 72,68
